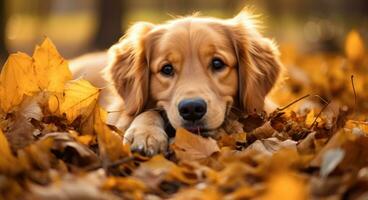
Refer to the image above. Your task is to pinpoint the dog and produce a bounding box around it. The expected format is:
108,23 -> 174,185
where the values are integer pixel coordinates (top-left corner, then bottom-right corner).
70,10 -> 282,156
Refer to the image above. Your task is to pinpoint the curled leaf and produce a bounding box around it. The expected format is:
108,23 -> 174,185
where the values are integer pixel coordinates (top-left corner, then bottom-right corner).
172,128 -> 220,161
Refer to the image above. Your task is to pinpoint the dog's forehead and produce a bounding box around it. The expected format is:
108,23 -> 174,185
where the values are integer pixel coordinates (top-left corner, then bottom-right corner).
152,18 -> 231,54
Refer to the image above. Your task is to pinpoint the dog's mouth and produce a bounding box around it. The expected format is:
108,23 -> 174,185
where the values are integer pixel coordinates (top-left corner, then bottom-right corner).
182,122 -> 215,137
159,110 -> 219,137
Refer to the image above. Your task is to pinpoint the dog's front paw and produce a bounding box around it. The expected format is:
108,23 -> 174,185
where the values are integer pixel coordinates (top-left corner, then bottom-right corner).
123,125 -> 168,156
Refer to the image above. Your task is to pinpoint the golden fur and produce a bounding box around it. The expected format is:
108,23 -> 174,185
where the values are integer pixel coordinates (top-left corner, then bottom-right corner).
70,10 -> 282,156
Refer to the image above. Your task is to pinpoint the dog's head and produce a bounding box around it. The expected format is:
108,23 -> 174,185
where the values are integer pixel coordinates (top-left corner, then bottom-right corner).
107,10 -> 282,136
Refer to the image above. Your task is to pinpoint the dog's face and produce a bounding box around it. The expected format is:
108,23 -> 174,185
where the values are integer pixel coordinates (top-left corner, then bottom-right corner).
149,19 -> 238,135
108,11 -> 282,136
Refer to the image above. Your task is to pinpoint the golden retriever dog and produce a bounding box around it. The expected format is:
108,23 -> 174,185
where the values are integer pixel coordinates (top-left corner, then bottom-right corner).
70,10 -> 282,156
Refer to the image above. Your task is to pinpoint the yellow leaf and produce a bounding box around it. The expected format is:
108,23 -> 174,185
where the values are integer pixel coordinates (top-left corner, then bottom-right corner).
102,177 -> 146,199
173,186 -> 222,200
0,53 -> 39,112
172,128 -> 220,161
345,120 -> 368,135
0,129 -> 18,174
94,106 -> 130,162
260,172 -> 308,200
134,155 -> 198,185
345,30 -> 365,62
60,79 -> 100,123
305,109 -> 322,127
103,177 -> 146,192
48,94 -> 60,113
305,109 -> 315,127
76,135 -> 94,146
33,38 -> 72,93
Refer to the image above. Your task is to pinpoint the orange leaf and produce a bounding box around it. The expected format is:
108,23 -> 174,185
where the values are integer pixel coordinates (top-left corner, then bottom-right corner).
260,171 -> 308,200
345,30 -> 365,62
172,128 -> 220,161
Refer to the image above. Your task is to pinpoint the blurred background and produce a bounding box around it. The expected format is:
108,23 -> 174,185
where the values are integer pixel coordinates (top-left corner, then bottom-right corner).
0,0 -> 367,112
0,0 -> 367,65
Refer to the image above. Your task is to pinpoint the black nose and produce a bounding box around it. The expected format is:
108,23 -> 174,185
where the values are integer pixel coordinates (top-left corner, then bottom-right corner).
178,98 -> 207,121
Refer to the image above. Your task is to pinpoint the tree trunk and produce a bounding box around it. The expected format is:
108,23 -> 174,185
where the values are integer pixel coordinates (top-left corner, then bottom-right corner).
93,0 -> 124,50
0,0 -> 8,66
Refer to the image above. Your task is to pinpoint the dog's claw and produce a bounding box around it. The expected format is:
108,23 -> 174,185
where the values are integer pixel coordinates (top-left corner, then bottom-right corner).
147,149 -> 155,157
130,145 -> 157,157
131,144 -> 147,156
137,145 -> 145,152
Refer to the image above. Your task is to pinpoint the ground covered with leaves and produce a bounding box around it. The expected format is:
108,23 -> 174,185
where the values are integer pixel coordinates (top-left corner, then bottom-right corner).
1,31 -> 368,200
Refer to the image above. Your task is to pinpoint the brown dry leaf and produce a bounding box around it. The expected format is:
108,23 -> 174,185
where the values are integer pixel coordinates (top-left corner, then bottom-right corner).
247,137 -> 297,156
172,128 -> 220,161
345,30 -> 365,62
42,132 -> 99,167
217,131 -> 247,148
247,121 -> 277,143
0,53 -> 39,112
133,155 -> 198,190
297,131 -> 317,154
33,38 -> 72,93
3,96 -> 44,150
319,148 -> 345,178
133,155 -> 175,190
310,129 -> 355,167
30,170 -> 117,200
60,79 -> 100,123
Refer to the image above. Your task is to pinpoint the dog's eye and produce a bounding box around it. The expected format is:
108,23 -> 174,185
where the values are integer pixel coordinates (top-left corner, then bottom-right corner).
160,64 -> 174,76
211,58 -> 226,71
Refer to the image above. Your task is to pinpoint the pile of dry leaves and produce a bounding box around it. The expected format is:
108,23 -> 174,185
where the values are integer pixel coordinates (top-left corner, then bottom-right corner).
1,30 -> 368,200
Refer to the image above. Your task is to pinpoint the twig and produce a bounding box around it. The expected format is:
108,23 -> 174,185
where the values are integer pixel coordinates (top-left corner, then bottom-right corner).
351,75 -> 357,112
107,110 -> 124,113
276,94 -> 310,111
309,101 -> 330,129
313,95 -> 329,105
85,156 -> 134,171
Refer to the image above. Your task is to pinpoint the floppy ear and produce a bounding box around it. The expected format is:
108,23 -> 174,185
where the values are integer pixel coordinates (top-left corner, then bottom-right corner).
106,22 -> 154,116
230,11 -> 282,114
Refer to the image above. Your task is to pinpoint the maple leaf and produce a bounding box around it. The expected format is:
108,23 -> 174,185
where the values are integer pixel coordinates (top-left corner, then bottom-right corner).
33,38 -> 72,93
0,53 -> 39,112
59,79 -> 100,123
172,128 -> 220,161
